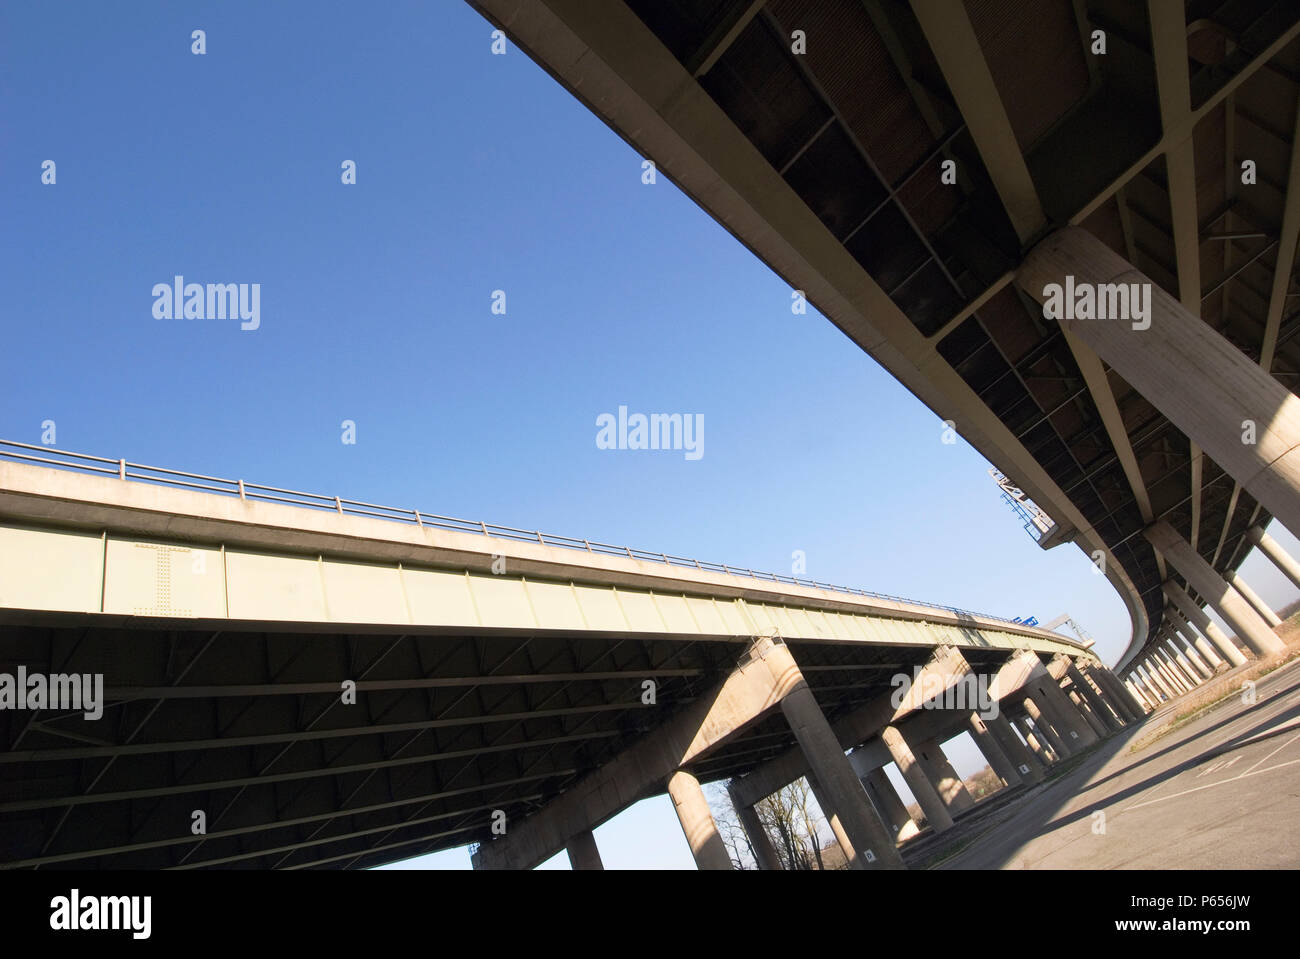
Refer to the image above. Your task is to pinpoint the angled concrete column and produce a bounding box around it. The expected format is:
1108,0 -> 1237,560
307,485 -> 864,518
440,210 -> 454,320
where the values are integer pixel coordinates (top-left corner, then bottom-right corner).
1167,636 -> 1210,682
1147,522 -> 1284,658
984,711 -> 1044,783
781,685 -> 903,869
1018,226 -> 1300,540
1022,698 -> 1074,756
727,783 -> 781,871
1157,635 -> 1198,688
566,829 -> 604,870
667,770 -> 733,871
806,772 -> 860,869
1247,525 -> 1300,594
1030,669 -> 1099,748
861,767 -> 920,843
1136,664 -> 1165,702
1166,648 -> 1199,688
968,712 -> 1023,787
1067,663 -> 1124,731
913,737 -> 976,813
1227,568 -> 1283,627
1164,582 -> 1250,667
1012,715 -> 1055,764
880,725 -> 954,833
1155,651 -> 1191,693
1125,677 -> 1154,712
1087,664 -> 1143,722
1172,637 -> 1214,680
1167,605 -> 1226,670
1166,646 -> 1202,687
1069,687 -> 1111,737
1128,673 -> 1155,707
1145,660 -> 1178,699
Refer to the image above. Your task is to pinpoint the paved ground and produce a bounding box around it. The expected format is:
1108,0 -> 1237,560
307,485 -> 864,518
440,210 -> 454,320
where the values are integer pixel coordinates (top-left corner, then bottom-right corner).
931,659 -> 1300,869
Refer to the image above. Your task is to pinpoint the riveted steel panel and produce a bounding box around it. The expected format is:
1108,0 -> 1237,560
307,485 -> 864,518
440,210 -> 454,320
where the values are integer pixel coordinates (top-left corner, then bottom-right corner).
103,537 -> 227,618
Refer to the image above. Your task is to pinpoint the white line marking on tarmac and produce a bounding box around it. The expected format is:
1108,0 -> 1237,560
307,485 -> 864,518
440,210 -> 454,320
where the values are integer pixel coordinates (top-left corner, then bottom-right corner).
1124,756 -> 1300,810
1124,736 -> 1300,811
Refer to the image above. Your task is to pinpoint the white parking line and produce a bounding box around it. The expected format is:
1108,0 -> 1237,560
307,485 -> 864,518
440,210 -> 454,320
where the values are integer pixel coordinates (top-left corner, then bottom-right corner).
1124,738 -> 1300,811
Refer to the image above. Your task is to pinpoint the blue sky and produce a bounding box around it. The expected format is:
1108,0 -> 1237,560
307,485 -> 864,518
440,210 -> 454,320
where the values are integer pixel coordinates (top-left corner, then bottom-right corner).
3,1 -> 1297,869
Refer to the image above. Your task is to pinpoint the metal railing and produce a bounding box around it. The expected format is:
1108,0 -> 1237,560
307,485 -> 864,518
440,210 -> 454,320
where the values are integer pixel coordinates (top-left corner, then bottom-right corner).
0,438 -> 1028,627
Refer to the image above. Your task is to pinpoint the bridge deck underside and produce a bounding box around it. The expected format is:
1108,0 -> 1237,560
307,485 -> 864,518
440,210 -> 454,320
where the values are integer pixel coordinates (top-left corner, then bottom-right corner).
0,622 -> 1010,869
528,0 -> 1300,668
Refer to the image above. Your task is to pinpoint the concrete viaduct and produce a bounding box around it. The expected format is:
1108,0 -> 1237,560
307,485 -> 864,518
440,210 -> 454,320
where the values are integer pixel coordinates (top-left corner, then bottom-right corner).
466,0 -> 1300,701
0,450 -> 1137,869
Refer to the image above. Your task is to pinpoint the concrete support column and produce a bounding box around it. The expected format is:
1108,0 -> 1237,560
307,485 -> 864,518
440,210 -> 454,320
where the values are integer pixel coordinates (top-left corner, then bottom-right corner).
565,829 -> 604,870
1128,673 -> 1155,707
1146,522 -> 1284,658
1167,606 -> 1226,670
1012,715 -> 1056,764
1135,665 -> 1164,702
1144,660 -> 1177,700
1125,678 -> 1154,712
984,712 -> 1044,783
780,685 -> 903,869
880,725 -> 955,834
1022,697 -> 1074,757
1167,637 -> 1210,682
968,712 -> 1023,787
1164,582 -> 1249,667
1030,670 -> 1100,748
1157,637 -> 1199,688
1166,647 -> 1201,688
1227,568 -> 1283,627
666,770 -> 733,871
1247,525 -> 1300,594
1069,688 -> 1111,738
861,767 -> 920,843
1087,664 -> 1143,722
1067,663 -> 1124,731
727,783 -> 781,871
1018,226 -> 1300,540
1156,652 -> 1191,693
1173,637 -> 1214,680
912,737 -> 976,813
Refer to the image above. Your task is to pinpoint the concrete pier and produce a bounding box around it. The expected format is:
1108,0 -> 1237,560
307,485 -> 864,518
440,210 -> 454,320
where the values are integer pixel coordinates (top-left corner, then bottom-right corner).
1147,522 -> 1284,658
565,829 -> 604,870
667,770 -> 733,871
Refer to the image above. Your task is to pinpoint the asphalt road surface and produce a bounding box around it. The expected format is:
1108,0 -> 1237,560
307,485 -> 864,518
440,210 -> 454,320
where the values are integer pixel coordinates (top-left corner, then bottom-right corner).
935,659 -> 1300,869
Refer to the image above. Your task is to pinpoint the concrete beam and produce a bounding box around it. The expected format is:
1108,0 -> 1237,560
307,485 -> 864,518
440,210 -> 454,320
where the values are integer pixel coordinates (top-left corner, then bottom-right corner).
1018,228 -> 1300,543
908,0 -> 1045,242
473,636 -> 798,869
